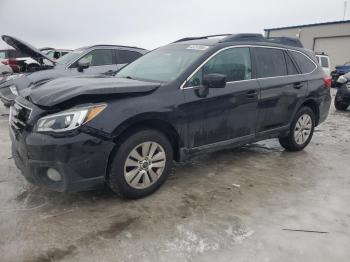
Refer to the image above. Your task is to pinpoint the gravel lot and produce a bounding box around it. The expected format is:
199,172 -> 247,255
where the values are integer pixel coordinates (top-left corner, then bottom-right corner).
0,89 -> 349,262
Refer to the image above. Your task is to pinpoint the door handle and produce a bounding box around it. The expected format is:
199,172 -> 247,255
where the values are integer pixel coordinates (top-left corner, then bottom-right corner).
294,82 -> 303,89
246,90 -> 257,98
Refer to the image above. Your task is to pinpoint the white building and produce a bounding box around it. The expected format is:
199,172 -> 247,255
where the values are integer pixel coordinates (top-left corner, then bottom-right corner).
265,20 -> 350,69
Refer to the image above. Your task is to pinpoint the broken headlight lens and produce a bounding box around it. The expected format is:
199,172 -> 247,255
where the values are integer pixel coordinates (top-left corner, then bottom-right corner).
36,104 -> 106,133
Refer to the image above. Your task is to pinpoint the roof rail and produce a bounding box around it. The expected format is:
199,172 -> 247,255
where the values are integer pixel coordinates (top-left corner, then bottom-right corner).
220,33 -> 265,42
173,34 -> 231,43
173,33 -> 304,48
267,37 -> 303,48
220,34 -> 303,48
89,44 -> 147,50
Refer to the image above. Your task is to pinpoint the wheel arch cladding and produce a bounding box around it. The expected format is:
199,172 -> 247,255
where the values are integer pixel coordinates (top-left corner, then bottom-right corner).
110,118 -> 181,167
299,99 -> 320,126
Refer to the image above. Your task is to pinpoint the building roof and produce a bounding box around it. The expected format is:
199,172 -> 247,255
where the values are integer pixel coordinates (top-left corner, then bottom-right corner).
265,20 -> 350,31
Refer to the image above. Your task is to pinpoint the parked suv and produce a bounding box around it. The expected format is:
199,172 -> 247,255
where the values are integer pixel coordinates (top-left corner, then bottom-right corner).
10,34 -> 331,198
0,35 -> 147,106
331,61 -> 350,86
315,53 -> 330,76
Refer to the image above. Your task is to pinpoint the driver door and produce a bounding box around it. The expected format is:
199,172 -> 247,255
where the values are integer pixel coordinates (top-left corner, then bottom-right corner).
182,47 -> 259,148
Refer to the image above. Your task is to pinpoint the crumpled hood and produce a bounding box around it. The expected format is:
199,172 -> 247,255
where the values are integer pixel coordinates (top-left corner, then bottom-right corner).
26,75 -> 161,107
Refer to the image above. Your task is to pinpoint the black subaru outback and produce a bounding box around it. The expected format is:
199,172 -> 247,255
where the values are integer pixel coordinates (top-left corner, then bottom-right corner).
10,34 -> 331,198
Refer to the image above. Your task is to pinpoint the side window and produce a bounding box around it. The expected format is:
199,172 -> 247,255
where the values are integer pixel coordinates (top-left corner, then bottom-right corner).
117,50 -> 143,64
255,48 -> 287,78
71,49 -> 113,68
284,52 -> 299,75
321,57 -> 329,68
290,51 -> 316,74
187,47 -> 251,87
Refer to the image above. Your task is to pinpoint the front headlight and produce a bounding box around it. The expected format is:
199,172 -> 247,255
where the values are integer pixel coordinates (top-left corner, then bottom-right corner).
9,85 -> 18,96
36,104 -> 106,133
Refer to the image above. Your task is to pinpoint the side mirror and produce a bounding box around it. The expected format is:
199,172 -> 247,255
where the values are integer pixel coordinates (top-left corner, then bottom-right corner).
77,61 -> 90,72
202,73 -> 226,88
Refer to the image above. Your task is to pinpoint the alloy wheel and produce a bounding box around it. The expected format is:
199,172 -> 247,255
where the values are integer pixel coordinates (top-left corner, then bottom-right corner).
294,114 -> 312,145
124,141 -> 166,189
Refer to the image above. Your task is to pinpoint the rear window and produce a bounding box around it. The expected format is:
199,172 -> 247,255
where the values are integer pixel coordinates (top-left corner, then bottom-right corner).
117,50 -> 143,64
284,52 -> 299,75
320,57 -> 329,68
290,51 -> 316,74
255,47 -> 287,78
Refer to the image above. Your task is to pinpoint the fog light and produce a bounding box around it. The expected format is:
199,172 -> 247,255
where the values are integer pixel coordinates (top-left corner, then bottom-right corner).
46,168 -> 62,182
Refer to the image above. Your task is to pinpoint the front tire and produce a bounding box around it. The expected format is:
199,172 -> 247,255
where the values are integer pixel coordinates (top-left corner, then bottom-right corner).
279,107 -> 315,151
334,95 -> 349,111
107,129 -> 173,199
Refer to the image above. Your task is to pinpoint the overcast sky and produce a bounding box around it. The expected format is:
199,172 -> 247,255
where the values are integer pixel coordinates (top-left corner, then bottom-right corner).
0,0 -> 348,50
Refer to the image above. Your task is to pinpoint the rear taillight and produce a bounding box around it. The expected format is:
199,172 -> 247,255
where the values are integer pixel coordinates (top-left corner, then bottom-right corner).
1,59 -> 17,66
323,76 -> 332,88
8,59 -> 17,66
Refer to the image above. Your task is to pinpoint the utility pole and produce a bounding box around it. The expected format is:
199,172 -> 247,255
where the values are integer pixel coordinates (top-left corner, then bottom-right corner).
344,1 -> 348,20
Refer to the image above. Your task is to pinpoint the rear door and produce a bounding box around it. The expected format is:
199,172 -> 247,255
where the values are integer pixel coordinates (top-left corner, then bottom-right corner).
253,47 -> 307,132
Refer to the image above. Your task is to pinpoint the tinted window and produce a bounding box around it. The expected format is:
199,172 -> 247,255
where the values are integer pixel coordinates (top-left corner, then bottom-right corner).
284,52 -> 299,75
255,48 -> 287,78
72,49 -> 113,67
290,51 -> 316,74
321,57 -> 329,68
118,50 -> 143,64
187,47 -> 251,86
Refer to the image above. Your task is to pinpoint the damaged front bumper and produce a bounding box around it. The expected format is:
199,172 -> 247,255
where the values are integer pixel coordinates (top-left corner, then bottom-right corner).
10,126 -> 115,192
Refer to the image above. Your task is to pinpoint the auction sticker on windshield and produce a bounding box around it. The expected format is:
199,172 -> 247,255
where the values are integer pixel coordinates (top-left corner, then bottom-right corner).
186,45 -> 209,51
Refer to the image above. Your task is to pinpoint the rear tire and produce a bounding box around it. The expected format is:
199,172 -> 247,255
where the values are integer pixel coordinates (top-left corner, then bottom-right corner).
107,129 -> 173,199
334,95 -> 349,111
279,107 -> 315,151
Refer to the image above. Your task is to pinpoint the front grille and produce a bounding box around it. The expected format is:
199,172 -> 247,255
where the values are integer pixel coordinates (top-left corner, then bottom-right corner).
10,102 -> 32,130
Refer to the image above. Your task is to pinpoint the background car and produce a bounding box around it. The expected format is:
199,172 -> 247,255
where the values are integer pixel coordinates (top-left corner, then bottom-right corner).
1,35 -> 56,73
0,39 -> 147,106
331,61 -> 350,86
0,48 -> 30,73
315,53 -> 331,76
334,72 -> 350,111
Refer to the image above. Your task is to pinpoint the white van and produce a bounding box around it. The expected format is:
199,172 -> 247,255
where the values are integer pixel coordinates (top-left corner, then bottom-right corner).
315,53 -> 331,76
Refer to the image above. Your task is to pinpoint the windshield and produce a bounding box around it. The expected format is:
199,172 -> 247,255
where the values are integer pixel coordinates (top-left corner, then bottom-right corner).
116,44 -> 209,82
56,50 -> 83,65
